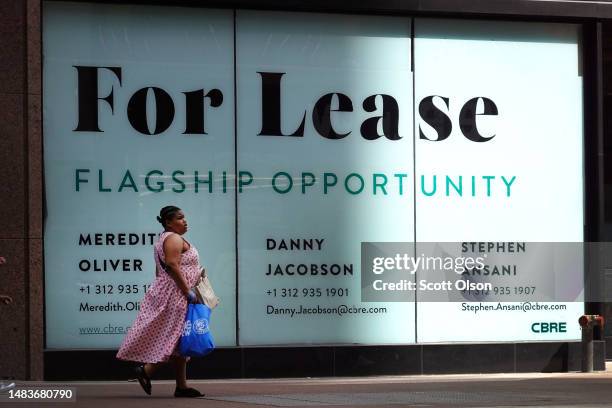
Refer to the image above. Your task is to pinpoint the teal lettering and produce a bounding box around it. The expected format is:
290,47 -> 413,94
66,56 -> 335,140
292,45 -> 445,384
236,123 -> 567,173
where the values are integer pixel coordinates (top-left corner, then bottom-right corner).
172,170 -> 185,193
98,169 -> 111,192
118,170 -> 138,192
301,172 -> 316,194
502,175 -> 516,197
324,173 -> 337,194
394,173 -> 407,195
421,175 -> 437,196
145,170 -> 164,192
272,172 -> 292,194
194,171 -> 212,193
75,169 -> 90,192
483,175 -> 495,197
239,171 -> 253,193
345,173 -> 364,195
446,176 -> 462,196
373,174 -> 388,195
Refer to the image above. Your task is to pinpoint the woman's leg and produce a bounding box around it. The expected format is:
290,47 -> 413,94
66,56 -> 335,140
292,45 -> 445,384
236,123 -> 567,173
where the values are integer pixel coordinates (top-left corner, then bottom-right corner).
143,363 -> 159,378
171,357 -> 204,397
135,362 -> 159,395
173,356 -> 188,389
142,357 -> 188,386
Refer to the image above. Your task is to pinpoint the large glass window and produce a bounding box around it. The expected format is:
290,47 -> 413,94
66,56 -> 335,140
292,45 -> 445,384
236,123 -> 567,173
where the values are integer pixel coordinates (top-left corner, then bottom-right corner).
43,3 -> 236,347
236,11 -> 415,345
43,2 -> 584,348
414,19 -> 584,342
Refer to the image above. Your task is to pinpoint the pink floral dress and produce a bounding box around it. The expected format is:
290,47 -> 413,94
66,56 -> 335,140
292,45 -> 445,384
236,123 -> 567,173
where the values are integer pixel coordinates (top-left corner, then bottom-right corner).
117,231 -> 201,363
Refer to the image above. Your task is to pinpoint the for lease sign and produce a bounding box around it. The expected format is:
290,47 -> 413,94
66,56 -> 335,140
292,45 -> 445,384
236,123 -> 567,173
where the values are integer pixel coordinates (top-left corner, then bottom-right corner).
43,3 -> 583,348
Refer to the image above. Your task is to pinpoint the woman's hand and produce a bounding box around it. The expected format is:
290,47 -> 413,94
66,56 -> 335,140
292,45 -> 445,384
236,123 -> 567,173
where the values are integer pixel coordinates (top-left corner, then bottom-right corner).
186,289 -> 198,304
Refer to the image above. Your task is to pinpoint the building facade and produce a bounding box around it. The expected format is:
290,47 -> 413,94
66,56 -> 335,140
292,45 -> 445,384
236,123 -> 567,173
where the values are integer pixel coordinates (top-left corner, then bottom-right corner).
2,0 -> 612,381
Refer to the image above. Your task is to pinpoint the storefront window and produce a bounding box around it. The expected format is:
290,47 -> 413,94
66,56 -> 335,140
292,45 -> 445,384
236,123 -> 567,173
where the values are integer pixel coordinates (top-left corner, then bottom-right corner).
43,2 -> 584,349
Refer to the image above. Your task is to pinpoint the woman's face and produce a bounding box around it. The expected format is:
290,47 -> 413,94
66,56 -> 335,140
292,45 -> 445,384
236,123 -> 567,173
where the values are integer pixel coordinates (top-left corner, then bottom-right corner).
166,210 -> 188,235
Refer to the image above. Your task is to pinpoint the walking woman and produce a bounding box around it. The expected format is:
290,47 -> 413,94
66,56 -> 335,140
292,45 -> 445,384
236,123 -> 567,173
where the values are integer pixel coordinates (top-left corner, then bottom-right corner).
117,206 -> 204,398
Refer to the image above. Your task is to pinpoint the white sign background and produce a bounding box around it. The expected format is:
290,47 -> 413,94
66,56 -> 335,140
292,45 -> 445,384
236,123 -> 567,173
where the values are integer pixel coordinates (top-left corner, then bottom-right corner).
43,3 -> 584,349
44,3 -> 237,348
414,19 -> 584,342
236,10 -> 416,345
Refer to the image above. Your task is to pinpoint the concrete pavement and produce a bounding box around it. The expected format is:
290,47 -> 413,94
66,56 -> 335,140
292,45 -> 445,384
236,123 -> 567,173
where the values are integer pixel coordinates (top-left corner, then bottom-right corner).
3,370 -> 612,407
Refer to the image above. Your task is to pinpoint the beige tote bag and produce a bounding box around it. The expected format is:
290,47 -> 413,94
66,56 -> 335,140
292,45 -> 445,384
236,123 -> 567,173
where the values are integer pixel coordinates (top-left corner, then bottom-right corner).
194,267 -> 220,309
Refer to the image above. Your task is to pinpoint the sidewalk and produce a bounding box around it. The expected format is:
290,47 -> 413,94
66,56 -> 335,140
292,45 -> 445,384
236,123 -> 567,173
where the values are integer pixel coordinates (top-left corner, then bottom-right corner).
3,370 -> 612,407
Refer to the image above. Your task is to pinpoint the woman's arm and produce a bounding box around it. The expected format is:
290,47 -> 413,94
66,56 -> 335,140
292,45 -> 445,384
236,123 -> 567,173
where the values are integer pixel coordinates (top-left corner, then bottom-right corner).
162,233 -> 191,298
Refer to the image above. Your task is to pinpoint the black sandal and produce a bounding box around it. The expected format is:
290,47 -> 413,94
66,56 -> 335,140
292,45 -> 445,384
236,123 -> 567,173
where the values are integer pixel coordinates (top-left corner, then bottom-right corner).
174,387 -> 205,398
135,365 -> 151,395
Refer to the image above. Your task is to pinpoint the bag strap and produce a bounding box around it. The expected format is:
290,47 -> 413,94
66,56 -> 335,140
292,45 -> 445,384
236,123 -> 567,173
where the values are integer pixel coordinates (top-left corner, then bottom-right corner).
156,232 -> 187,274
156,250 -> 169,274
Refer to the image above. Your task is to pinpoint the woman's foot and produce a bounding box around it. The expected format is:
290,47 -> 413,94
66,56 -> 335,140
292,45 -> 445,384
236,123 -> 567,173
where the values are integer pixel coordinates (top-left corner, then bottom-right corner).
174,386 -> 205,398
135,365 -> 151,395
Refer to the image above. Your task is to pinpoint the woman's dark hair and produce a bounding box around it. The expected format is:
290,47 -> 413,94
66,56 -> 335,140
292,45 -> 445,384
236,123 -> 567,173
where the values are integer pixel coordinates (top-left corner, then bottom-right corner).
157,206 -> 181,227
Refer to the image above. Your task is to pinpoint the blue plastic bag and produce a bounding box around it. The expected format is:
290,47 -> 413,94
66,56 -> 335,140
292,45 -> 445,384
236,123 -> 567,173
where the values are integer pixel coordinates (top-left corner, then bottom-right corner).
179,303 -> 215,357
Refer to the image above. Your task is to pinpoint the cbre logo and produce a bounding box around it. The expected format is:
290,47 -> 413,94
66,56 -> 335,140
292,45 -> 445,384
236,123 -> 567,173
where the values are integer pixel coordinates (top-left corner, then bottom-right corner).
531,322 -> 567,333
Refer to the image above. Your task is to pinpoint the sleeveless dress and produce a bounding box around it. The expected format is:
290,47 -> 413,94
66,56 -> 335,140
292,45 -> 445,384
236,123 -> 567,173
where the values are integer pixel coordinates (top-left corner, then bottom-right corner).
116,231 -> 201,363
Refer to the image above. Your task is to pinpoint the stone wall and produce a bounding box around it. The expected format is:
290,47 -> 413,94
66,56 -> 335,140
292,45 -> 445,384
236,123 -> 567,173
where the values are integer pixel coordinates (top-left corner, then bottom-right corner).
0,0 -> 43,381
